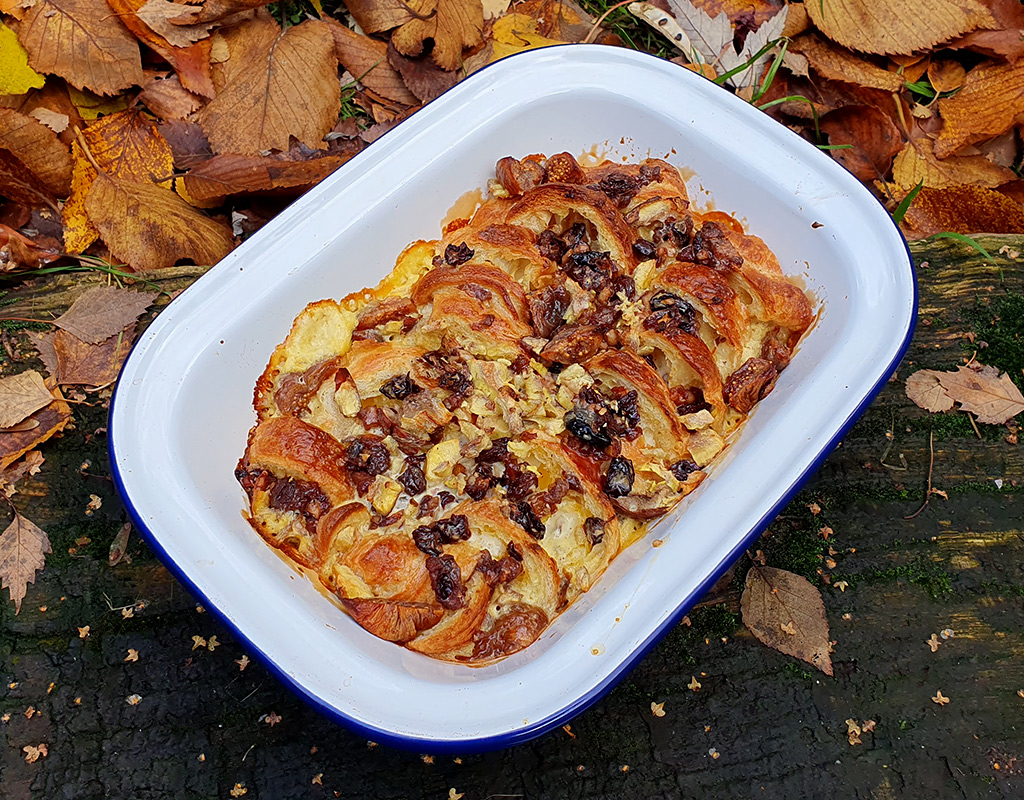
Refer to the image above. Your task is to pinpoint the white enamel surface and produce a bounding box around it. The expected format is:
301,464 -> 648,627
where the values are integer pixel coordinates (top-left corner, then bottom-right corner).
111,46 -> 914,747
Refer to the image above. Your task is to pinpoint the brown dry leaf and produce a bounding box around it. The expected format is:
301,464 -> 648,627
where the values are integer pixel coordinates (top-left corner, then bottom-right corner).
934,60 -> 1024,158
0,450 -> 45,497
199,18 -> 340,155
789,34 -> 905,91
516,0 -> 595,42
805,0 -> 995,56
108,521 -> 131,566
343,0 -> 417,34
741,565 -> 833,676
0,371 -> 55,429
0,81 -> 86,149
0,511 -> 51,613
928,59 -> 967,92
85,171 -> 234,269
0,389 -> 71,471
54,286 -> 156,344
950,0 -> 1024,62
692,0 -> 785,28
899,184 -> 1024,238
180,152 -> 353,204
139,74 -> 204,120
820,105 -> 902,183
19,0 -> 144,95
23,743 -> 48,763
105,0 -> 216,98
136,0 -> 217,48
937,365 -> 1024,424
387,43 -> 461,103
932,690 -> 950,705
892,138 -> 1016,189
168,0 -> 268,25
0,108 -> 73,203
905,369 -> 955,412
325,19 -> 418,106
52,327 -> 133,386
393,0 -> 484,71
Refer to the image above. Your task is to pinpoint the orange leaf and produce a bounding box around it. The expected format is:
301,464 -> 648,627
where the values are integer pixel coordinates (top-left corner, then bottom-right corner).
139,74 -> 204,121
85,171 -> 234,270
0,389 -> 71,471
805,0 -> 995,56
898,183 -> 1024,238
934,60 -> 1024,158
136,0 -> 216,48
790,34 -> 905,91
62,142 -> 98,253
820,105 -> 902,183
0,108 -> 72,199
949,0 -> 1024,62
343,0 -> 417,34
392,0 -> 483,72
325,19 -> 418,106
19,0 -> 144,95
892,138 -> 1015,189
167,0 -> 271,25
927,58 -> 966,92
199,17 -> 340,155
180,152 -> 354,204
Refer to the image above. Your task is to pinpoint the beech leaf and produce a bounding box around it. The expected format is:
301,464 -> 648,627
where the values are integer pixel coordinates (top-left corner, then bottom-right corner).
325,18 -> 419,106
343,0 -> 416,33
85,171 -> 234,270
180,152 -> 353,204
0,511 -> 51,613
805,0 -> 995,56
392,0 -> 484,72
54,286 -> 155,344
0,393 -> 72,471
136,0 -> 217,48
19,0 -> 144,95
934,60 -> 1024,158
936,365 -> 1024,424
789,34 -> 905,92
896,184 -> 1024,239
0,107 -> 73,200
199,17 -> 340,155
820,105 -> 901,183
741,565 -> 833,676
893,139 -> 1016,190
906,369 -> 956,412
0,371 -> 55,429
52,327 -> 134,387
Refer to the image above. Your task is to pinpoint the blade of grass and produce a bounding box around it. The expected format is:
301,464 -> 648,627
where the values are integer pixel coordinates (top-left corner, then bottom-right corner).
892,180 -> 923,226
927,232 -> 995,262
752,39 -> 788,102
816,144 -> 853,150
713,39 -> 779,86
757,94 -> 821,140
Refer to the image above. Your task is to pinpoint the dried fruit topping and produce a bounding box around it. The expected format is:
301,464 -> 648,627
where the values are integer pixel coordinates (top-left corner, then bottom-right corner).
413,514 -> 472,556
584,516 -> 606,545
528,284 -> 570,338
646,292 -> 698,335
397,457 -> 427,496
563,250 -> 613,291
564,405 -> 613,449
678,220 -> 743,270
603,456 -> 635,498
723,357 -> 779,413
543,152 -> 586,184
267,477 -> 329,523
632,239 -> 657,261
509,501 -> 545,538
380,373 -> 420,400
475,550 -> 524,586
444,242 -> 474,266
672,386 -> 707,416
594,172 -> 641,208
426,554 -> 466,610
669,460 -> 699,481
344,435 -> 391,476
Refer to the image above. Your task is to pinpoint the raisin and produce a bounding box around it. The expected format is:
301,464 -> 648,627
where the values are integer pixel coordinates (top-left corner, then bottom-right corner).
537,229 -> 567,262
475,550 -> 524,586
344,435 -> 391,476
507,541 -> 523,561
444,242 -> 474,266
564,406 -> 612,449
584,516 -> 606,545
416,495 -> 440,519
528,284 -> 570,338
397,458 -> 427,495
603,456 -> 634,497
426,554 -> 466,610
380,373 -> 420,400
412,514 -> 471,555
563,250 -> 612,291
267,477 -> 329,522
501,459 -> 538,502
646,292 -> 698,335
477,437 -> 510,463
510,501 -> 545,538
595,172 -> 640,207
615,390 -> 641,430
670,460 -> 699,481
438,491 -> 456,507
633,239 -> 656,260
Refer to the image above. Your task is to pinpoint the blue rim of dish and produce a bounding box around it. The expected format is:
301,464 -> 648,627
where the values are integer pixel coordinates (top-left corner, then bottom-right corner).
107,45 -> 919,754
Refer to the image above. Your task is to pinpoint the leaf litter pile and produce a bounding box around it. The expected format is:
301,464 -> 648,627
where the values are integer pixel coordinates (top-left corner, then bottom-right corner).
0,0 -> 1022,756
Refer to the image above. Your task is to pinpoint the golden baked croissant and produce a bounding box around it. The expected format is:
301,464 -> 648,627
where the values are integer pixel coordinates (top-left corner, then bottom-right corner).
236,152 -> 813,664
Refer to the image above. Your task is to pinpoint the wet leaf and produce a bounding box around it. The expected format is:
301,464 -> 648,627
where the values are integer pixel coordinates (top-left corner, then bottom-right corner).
324,19 -> 418,106
343,0 -> 417,34
741,565 -> 833,676
392,0 -> 484,72
52,327 -> 134,386
805,0 -> 995,56
893,138 -> 1016,189
180,152 -> 353,204
0,108 -> 73,205
937,364 -> 1024,424
199,17 -> 340,155
136,0 -> 217,48
0,511 -> 51,613
788,34 -> 904,91
108,522 -> 131,566
905,369 -> 955,412
19,0 -> 144,95
0,372 -> 54,429
54,286 -> 156,344
489,13 -> 566,61
0,21 -> 45,95
934,60 -> 1024,158
85,171 -> 234,269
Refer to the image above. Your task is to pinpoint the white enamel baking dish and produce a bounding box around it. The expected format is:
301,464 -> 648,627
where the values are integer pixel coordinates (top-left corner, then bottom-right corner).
110,45 -> 915,752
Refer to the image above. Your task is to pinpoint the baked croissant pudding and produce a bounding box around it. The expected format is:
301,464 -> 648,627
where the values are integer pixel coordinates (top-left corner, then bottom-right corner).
235,152 -> 814,665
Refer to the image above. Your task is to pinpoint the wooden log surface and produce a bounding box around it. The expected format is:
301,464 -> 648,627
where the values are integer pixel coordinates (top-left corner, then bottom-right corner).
0,237 -> 1022,799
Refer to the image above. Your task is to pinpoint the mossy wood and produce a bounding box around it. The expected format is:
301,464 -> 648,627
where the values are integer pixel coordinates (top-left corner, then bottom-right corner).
0,238 -> 1021,799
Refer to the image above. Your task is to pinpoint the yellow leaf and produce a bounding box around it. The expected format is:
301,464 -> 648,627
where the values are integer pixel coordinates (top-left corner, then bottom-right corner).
392,0 -> 483,72
85,172 -> 234,270
63,142 -> 99,254
309,0 -> 323,13
489,13 -> 565,62
67,86 -> 130,121
0,22 -> 45,95
893,139 -> 1016,190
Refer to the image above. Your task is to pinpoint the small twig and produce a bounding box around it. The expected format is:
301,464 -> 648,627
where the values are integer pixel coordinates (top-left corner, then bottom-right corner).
966,411 -> 982,440
583,0 -> 633,44
905,431 -> 937,520
241,743 -> 255,762
73,127 -> 102,173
